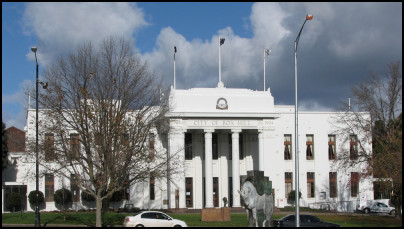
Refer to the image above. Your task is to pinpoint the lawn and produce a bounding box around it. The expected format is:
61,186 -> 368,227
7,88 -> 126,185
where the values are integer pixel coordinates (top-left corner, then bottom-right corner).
2,211 -> 402,227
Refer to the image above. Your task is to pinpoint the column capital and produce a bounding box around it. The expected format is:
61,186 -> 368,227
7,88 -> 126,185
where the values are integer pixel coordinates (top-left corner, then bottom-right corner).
231,129 -> 242,133
169,127 -> 187,135
204,128 -> 215,133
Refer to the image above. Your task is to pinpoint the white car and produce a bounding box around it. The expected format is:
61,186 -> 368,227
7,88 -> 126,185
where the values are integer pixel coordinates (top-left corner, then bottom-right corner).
361,202 -> 396,215
123,211 -> 187,227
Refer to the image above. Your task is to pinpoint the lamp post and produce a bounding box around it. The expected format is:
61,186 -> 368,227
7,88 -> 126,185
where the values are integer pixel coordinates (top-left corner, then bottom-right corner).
31,46 -> 41,227
294,14 -> 312,227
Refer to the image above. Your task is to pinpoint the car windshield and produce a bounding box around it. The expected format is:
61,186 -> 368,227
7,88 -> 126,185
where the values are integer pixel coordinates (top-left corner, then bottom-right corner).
132,212 -> 142,217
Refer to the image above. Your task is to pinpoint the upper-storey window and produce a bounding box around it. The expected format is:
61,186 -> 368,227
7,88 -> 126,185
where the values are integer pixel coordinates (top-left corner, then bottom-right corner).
328,135 -> 336,160
350,135 -> 358,160
306,135 -> 314,160
44,133 -> 55,161
149,133 -> 155,160
212,133 -> 218,159
69,133 -> 80,160
185,133 -> 192,160
284,134 -> 292,160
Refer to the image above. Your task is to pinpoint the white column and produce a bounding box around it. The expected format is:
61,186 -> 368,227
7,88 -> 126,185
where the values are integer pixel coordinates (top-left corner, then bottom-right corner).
168,127 -> 186,209
204,129 -> 214,208
231,129 -> 241,207
258,130 -> 264,171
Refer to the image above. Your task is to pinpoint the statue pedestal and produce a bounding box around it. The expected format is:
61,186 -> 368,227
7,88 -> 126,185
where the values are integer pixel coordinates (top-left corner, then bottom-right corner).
201,207 -> 231,221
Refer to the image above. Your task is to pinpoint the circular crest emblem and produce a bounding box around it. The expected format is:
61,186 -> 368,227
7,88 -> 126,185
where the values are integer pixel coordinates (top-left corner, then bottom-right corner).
216,97 -> 228,110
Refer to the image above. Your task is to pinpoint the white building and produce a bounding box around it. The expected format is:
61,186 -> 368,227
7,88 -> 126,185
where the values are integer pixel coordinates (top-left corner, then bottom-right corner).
2,83 -> 374,213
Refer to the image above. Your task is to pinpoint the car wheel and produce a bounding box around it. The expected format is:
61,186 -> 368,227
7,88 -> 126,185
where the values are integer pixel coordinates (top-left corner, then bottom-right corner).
135,224 -> 144,227
364,208 -> 370,214
173,225 -> 182,227
390,210 -> 395,215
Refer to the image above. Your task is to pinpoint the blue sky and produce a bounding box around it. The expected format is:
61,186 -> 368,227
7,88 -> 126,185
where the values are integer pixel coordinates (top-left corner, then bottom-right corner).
2,2 -> 402,130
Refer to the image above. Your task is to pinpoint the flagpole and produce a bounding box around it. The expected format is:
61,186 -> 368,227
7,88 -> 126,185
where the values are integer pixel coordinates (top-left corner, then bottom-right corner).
264,49 -> 266,91
219,36 -> 222,84
174,46 -> 176,89
264,49 -> 271,91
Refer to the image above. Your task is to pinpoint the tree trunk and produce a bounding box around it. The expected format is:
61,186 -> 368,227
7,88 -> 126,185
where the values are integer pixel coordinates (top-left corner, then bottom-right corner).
96,195 -> 103,227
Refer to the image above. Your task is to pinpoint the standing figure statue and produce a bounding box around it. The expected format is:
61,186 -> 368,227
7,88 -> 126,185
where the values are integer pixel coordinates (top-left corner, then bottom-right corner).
239,181 -> 274,227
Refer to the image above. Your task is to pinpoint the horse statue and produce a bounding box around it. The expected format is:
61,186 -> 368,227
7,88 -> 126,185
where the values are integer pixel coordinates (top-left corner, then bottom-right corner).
239,181 -> 274,227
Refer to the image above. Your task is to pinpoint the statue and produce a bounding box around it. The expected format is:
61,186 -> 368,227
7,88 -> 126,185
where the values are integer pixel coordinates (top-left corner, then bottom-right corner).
239,181 -> 274,227
223,197 -> 228,207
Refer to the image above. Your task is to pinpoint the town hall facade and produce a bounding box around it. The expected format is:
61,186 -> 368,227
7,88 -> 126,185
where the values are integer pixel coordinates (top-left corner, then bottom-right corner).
2,83 -> 374,213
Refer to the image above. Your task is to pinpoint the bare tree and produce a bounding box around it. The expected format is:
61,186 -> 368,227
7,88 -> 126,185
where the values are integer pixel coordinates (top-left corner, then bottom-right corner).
332,61 -> 402,218
26,37 -> 180,226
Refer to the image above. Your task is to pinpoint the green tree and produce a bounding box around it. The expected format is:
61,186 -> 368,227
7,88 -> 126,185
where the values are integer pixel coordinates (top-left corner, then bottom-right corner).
2,119 -> 8,171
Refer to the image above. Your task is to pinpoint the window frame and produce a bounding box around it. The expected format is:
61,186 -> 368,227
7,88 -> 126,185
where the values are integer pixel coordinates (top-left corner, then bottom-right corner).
284,134 -> 292,160
306,134 -> 314,160
328,135 -> 336,160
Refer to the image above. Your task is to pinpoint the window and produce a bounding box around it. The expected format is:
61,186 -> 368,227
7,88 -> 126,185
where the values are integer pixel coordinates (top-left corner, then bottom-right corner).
212,133 -> 218,159
71,174 -> 80,202
122,175 -> 130,200
141,212 -> 156,219
350,135 -> 358,160
185,133 -> 192,160
94,133 -> 102,146
150,173 -> 155,200
122,133 -> 130,146
306,135 -> 314,160
44,133 -> 55,161
149,133 -> 155,160
351,172 -> 359,197
329,172 -> 337,198
284,135 -> 292,160
285,172 -> 293,198
307,172 -> 315,198
69,133 -> 80,160
45,174 -> 54,202
239,133 -> 244,160
328,135 -> 336,160
228,134 -> 232,160
213,177 -> 219,207
186,177 -> 193,207
373,181 -> 392,199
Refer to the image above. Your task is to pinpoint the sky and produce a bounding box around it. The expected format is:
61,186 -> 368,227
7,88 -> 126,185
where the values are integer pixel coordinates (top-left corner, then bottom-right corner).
2,2 -> 402,130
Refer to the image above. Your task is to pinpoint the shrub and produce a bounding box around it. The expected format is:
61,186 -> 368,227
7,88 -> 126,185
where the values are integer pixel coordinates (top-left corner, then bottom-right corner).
7,192 -> 22,212
81,190 -> 96,202
287,190 -> 302,205
28,190 -> 44,206
54,188 -> 72,207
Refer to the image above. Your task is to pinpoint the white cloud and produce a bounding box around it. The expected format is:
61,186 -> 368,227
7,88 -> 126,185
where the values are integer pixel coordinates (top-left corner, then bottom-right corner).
2,79 -> 33,106
19,2 -> 401,112
142,2 -> 292,90
2,79 -> 33,130
299,100 -> 334,112
23,2 -> 148,67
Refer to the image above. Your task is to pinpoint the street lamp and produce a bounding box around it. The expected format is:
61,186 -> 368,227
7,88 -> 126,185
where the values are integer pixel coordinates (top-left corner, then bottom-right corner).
31,46 -> 41,227
294,14 -> 312,227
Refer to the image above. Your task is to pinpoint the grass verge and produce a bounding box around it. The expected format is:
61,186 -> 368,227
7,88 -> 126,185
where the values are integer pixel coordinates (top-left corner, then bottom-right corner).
2,211 -> 402,227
